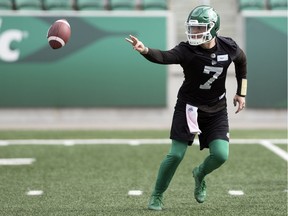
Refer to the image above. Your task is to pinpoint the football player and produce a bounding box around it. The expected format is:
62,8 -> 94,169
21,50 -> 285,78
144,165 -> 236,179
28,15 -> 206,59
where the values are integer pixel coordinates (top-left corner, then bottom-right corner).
126,5 -> 247,211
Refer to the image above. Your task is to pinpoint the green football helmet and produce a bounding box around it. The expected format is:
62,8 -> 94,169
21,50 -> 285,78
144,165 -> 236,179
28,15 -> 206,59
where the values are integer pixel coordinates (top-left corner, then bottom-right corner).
185,5 -> 220,46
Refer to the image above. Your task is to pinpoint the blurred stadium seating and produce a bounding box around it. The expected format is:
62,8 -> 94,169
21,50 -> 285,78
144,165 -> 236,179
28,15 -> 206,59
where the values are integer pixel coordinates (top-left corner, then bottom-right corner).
0,0 -> 14,10
238,0 -> 267,11
2,0 -> 287,11
141,0 -> 168,10
3,0 -> 170,10
237,0 -> 288,11
75,0 -> 109,10
109,0 -> 140,10
14,0 -> 43,10
42,0 -> 74,10
268,0 -> 288,10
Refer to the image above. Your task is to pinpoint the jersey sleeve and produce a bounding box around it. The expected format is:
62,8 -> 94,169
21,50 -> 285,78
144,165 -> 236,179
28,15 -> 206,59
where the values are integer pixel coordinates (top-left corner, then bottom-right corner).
218,37 -> 248,97
141,43 -> 184,65
234,48 -> 247,97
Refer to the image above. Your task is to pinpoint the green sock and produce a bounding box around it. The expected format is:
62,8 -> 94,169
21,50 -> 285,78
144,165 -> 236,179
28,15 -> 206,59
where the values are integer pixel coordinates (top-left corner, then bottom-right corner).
198,139 -> 229,180
152,140 -> 188,195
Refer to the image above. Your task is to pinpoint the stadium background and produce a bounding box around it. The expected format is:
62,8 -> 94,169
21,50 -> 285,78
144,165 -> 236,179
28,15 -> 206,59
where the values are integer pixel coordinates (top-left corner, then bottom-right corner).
0,0 -> 287,130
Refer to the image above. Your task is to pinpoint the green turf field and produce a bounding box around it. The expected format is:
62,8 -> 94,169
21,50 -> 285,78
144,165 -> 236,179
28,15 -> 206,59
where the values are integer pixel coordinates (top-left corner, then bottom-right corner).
0,130 -> 287,216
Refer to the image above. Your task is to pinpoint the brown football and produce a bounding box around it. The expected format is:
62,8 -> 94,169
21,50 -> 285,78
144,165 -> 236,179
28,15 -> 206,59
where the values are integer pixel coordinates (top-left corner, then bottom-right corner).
47,19 -> 71,49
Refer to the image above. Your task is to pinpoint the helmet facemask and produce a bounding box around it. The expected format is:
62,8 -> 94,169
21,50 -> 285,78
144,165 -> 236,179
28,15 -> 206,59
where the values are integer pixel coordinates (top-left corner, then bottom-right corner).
185,20 -> 215,46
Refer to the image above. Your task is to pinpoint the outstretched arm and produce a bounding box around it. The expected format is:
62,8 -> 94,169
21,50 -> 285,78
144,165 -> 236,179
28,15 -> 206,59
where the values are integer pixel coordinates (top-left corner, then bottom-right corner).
125,35 -> 181,65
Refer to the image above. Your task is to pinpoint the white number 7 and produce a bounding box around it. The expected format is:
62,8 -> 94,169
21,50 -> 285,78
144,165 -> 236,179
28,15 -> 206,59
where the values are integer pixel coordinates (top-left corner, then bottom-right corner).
200,66 -> 223,89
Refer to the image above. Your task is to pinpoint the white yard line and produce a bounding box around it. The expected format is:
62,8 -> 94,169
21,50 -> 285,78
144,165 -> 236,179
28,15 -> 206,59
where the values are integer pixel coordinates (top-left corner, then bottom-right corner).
259,140 -> 288,161
0,138 -> 287,161
0,139 -> 172,146
0,158 -> 35,165
26,190 -> 44,196
0,138 -> 287,146
128,190 -> 143,196
228,190 -> 244,196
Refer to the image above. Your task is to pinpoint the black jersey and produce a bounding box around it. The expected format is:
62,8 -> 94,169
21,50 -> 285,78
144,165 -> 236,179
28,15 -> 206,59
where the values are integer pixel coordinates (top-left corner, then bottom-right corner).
143,36 -> 247,107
